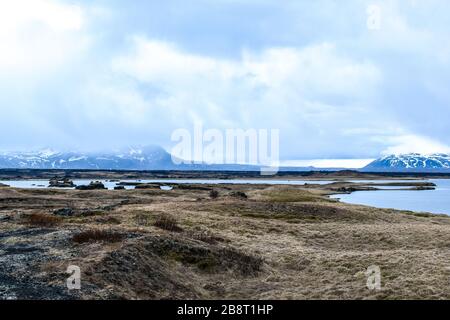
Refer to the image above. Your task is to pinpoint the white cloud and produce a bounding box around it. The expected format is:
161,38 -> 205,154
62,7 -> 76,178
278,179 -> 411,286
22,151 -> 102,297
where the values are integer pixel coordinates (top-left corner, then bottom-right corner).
0,0 -> 83,32
113,37 -> 381,95
113,38 -> 235,84
281,159 -> 375,169
108,35 -> 450,160
381,134 -> 450,155
2,0 -> 450,159
108,37 -> 384,159
0,0 -> 87,74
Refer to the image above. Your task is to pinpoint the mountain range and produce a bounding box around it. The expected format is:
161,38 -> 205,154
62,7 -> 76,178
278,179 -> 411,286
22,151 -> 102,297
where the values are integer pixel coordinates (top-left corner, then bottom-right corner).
0,146 -> 176,170
0,147 -> 449,172
0,146 -> 263,171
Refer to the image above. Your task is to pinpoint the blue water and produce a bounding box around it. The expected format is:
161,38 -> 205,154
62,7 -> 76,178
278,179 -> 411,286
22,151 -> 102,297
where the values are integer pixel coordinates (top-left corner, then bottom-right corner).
331,179 -> 450,215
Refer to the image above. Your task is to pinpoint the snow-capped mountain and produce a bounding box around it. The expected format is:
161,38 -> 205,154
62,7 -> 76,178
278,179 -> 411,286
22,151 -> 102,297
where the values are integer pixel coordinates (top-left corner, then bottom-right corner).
0,146 -> 176,170
0,146 -> 265,171
363,153 -> 450,172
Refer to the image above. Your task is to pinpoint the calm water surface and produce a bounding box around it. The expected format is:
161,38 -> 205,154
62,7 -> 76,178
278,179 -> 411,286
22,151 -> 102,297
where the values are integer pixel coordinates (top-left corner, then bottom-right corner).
331,179 -> 450,215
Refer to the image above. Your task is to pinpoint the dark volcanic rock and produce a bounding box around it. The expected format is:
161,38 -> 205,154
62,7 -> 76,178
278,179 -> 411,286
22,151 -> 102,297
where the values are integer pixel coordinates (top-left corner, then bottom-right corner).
175,184 -> 212,191
0,228 -> 79,300
134,183 -> 163,189
75,181 -> 106,190
3,243 -> 44,255
53,208 -> 75,217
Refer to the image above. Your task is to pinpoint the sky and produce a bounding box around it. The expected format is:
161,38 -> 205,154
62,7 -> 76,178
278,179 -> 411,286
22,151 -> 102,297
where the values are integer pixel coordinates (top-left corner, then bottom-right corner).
1,0 -> 450,166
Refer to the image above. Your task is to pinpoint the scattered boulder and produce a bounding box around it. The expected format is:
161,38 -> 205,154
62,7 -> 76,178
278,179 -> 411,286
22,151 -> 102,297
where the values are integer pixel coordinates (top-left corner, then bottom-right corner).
75,181 -> 106,190
336,187 -> 357,193
114,186 -> 126,190
49,177 -> 75,188
53,208 -> 75,217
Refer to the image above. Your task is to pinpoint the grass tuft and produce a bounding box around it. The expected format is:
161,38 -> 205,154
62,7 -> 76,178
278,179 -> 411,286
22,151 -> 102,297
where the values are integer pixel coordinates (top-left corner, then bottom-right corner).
23,213 -> 62,227
153,214 -> 183,232
209,190 -> 219,199
72,229 -> 124,244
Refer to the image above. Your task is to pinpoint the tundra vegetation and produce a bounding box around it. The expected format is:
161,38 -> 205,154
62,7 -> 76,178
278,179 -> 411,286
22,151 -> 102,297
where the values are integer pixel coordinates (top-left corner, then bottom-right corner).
0,174 -> 449,300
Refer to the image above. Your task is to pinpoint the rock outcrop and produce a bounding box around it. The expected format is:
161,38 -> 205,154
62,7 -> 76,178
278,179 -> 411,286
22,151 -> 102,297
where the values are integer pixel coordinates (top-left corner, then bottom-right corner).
48,177 -> 75,188
75,181 -> 106,190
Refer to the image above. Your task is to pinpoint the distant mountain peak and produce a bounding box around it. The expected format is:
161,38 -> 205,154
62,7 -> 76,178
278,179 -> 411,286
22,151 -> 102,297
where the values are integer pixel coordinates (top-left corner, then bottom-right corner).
364,153 -> 450,172
0,146 -> 174,170
36,148 -> 61,157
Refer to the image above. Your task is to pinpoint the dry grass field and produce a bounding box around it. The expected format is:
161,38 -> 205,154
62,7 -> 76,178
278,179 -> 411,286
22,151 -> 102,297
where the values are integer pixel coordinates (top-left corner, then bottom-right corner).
0,180 -> 449,300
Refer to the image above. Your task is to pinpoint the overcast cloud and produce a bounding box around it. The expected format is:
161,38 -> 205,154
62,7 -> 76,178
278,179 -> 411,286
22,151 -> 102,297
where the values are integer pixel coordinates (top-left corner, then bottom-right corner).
1,0 -> 450,161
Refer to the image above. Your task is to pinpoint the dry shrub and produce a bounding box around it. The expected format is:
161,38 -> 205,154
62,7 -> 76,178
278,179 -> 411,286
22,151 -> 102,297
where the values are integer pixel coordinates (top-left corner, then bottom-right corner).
153,214 -> 183,232
229,191 -> 248,199
72,229 -> 124,244
23,213 -> 61,227
209,190 -> 219,199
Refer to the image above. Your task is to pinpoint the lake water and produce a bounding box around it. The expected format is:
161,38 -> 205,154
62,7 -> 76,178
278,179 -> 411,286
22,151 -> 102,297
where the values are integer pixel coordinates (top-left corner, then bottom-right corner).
330,179 -> 450,215
0,179 -> 339,190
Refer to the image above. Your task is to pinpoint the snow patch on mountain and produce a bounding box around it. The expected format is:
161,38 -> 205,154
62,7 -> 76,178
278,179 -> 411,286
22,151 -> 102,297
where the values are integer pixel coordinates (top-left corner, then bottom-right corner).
0,146 -> 175,170
364,153 -> 450,172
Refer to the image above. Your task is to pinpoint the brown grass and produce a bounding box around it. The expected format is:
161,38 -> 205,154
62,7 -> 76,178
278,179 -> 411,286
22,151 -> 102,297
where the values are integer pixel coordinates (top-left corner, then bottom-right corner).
3,180 -> 450,300
134,212 -> 153,226
187,230 -> 227,244
218,247 -> 264,276
265,189 -> 322,203
23,213 -> 62,227
72,229 -> 124,244
153,214 -> 183,232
